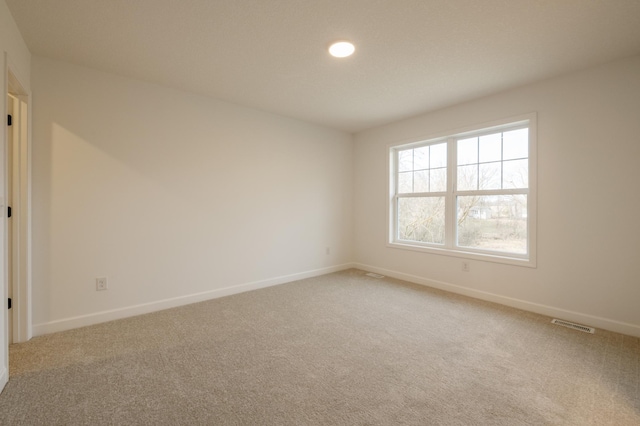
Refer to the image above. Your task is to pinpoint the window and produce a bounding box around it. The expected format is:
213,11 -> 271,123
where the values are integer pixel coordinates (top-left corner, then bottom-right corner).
389,114 -> 536,267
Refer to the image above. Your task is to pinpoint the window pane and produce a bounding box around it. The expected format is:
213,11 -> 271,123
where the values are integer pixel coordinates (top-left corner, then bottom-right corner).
398,197 -> 445,244
503,128 -> 528,160
414,146 -> 429,170
414,170 -> 429,192
458,137 -> 477,166
430,168 -> 447,192
430,143 -> 447,168
457,164 -> 477,191
503,159 -> 528,189
479,133 -> 501,163
399,149 -> 413,172
457,195 -> 527,254
479,162 -> 501,189
398,172 -> 413,193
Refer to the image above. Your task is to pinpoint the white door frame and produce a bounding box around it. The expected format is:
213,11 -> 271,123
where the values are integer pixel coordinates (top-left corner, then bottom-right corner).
7,68 -> 31,344
5,57 -> 32,345
1,54 -> 7,392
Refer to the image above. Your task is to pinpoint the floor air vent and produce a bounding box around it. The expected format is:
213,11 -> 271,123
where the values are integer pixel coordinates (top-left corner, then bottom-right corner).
551,319 -> 595,334
365,272 -> 385,279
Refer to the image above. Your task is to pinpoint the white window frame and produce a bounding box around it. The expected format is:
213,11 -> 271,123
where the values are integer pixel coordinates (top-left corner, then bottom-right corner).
388,113 -> 537,268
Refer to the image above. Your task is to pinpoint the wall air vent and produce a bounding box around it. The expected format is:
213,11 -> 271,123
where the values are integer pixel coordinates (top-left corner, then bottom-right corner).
365,272 -> 385,279
551,319 -> 595,334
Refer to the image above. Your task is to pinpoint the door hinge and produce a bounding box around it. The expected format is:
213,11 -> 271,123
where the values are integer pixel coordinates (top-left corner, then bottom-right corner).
7,298 -> 11,310
7,115 -> 11,126
8,206 -> 11,218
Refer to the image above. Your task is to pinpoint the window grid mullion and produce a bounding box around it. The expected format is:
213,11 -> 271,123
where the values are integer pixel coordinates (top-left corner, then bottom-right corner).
445,137 -> 456,249
397,192 -> 447,198
411,149 -> 415,193
456,188 -> 528,197
476,137 -> 480,191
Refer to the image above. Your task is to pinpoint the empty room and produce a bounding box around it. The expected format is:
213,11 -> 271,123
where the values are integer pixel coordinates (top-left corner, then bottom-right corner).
1,1 -> 640,424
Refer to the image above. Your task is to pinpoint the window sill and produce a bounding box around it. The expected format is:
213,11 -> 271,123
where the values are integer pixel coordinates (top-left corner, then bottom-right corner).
387,241 -> 537,268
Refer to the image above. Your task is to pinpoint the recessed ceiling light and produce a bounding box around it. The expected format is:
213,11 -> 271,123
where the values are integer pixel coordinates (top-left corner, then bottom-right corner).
328,41 -> 355,58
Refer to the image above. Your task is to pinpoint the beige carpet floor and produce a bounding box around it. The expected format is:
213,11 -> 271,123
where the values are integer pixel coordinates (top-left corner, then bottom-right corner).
0,269 -> 638,425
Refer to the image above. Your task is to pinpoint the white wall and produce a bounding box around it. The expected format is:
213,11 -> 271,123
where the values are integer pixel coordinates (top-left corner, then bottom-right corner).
354,55 -> 640,336
1,0 -> 31,388
1,1 -> 30,84
31,56 -> 353,333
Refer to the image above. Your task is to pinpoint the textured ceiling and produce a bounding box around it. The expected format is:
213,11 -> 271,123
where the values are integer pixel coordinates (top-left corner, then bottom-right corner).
6,0 -> 640,132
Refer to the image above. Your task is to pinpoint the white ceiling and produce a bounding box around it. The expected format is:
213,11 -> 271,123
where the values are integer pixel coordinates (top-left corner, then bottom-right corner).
6,0 -> 640,132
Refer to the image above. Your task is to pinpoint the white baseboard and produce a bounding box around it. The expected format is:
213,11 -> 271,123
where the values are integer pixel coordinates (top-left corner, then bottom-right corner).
354,262 -> 640,338
32,262 -> 640,338
33,263 -> 355,336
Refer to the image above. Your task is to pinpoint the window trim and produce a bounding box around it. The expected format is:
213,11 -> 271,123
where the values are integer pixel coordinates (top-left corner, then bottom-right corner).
387,113 -> 537,268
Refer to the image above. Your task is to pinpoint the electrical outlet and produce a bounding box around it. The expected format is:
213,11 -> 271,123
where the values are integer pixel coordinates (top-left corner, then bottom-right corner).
96,277 -> 108,291
461,262 -> 470,272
